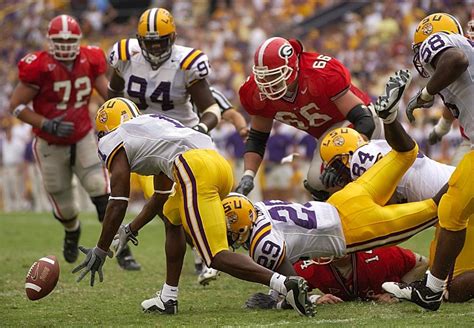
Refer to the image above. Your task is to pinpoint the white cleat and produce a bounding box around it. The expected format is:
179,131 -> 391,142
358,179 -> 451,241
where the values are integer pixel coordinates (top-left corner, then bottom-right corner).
375,69 -> 412,124
198,266 -> 220,286
141,291 -> 178,314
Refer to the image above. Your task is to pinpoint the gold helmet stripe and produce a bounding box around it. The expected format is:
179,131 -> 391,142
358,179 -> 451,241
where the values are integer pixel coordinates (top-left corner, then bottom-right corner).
148,8 -> 158,33
180,49 -> 203,70
249,222 -> 271,258
106,142 -> 124,170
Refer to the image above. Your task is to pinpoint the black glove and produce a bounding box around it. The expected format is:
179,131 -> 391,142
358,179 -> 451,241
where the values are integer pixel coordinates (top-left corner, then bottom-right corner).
320,166 -> 339,189
235,174 -> 254,196
244,293 -> 278,309
72,246 -> 113,286
41,114 -> 75,137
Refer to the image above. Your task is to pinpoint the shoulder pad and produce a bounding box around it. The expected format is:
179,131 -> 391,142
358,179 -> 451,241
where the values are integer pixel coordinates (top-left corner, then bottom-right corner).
109,38 -> 139,67
178,47 -> 205,70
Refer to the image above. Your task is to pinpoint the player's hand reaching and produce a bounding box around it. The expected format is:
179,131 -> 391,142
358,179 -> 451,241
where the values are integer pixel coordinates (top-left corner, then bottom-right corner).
72,246 -> 113,286
406,88 -> 435,123
41,114 -> 75,137
111,223 -> 139,255
320,166 -> 339,188
235,174 -> 254,196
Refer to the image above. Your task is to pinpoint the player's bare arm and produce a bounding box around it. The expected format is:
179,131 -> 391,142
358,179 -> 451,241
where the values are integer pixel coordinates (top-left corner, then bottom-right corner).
189,79 -> 221,133
425,47 -> 469,95
333,90 -> 375,139
108,69 -> 125,99
222,109 -> 249,138
9,82 -> 41,128
129,173 -> 174,233
96,149 -> 131,251
94,73 -> 109,101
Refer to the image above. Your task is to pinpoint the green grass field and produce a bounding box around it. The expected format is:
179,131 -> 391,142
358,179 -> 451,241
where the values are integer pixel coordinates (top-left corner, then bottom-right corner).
1,213 -> 473,327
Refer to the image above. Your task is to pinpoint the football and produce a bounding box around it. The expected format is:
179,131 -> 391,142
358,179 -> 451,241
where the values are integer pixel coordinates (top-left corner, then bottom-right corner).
25,255 -> 60,301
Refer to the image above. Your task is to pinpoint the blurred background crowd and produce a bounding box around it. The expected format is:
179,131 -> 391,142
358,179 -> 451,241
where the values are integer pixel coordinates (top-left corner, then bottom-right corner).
0,0 -> 471,212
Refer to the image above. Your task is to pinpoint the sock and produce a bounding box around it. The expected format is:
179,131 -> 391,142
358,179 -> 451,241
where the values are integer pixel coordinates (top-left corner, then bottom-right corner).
193,247 -> 203,265
426,271 -> 445,293
269,273 -> 288,295
161,283 -> 178,302
64,219 -> 80,232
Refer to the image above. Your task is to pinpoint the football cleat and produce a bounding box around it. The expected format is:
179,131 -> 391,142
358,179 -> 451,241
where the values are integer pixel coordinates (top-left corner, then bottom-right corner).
63,224 -> 81,263
141,291 -> 178,314
284,276 -> 314,317
197,266 -> 219,286
382,278 -> 443,311
375,69 -> 412,124
116,244 -> 141,271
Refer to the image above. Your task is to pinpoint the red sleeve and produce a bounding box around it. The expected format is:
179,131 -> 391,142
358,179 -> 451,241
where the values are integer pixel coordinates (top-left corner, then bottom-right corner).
238,77 -> 274,118
376,246 -> 417,279
84,46 -> 107,77
324,59 -> 351,101
18,52 -> 42,87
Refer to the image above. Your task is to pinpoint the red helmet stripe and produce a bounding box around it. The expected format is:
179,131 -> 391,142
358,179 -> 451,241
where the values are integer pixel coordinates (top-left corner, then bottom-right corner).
257,37 -> 280,66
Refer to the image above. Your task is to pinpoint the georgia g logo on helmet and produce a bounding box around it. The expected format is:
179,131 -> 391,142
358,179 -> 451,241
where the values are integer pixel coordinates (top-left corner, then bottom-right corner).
279,44 -> 294,59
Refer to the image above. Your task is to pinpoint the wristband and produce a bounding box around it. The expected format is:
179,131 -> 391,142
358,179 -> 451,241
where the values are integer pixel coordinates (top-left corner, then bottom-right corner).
195,123 -> 209,133
12,104 -> 27,117
433,117 -> 452,136
420,87 -> 434,101
243,170 -> 256,178
109,196 -> 129,202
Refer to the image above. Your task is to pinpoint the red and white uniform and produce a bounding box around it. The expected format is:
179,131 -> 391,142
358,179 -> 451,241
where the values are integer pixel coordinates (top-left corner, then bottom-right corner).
18,46 -> 106,145
294,247 -> 416,301
240,52 -> 372,139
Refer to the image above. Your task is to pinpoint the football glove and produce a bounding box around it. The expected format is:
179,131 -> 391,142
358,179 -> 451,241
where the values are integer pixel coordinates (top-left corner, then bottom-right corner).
235,174 -> 254,196
244,293 -> 278,309
72,246 -> 113,286
320,166 -> 339,189
406,88 -> 435,123
112,223 -> 139,256
41,114 -> 75,137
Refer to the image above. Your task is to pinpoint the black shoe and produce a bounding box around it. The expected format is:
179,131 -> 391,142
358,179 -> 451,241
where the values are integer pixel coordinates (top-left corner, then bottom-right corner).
116,244 -> 141,271
382,276 -> 443,311
63,224 -> 81,263
284,276 -> 314,317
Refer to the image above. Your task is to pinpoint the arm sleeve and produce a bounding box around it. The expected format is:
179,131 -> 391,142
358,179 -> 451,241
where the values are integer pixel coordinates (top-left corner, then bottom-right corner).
419,32 -> 456,67
108,40 -> 125,75
249,222 -> 286,272
87,46 -> 107,77
183,49 -> 212,86
325,60 -> 351,101
18,53 -> 42,87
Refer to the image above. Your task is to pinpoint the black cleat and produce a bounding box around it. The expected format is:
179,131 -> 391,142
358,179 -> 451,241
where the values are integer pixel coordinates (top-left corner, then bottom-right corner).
382,276 -> 443,311
116,244 -> 141,271
63,224 -> 81,263
284,276 -> 315,317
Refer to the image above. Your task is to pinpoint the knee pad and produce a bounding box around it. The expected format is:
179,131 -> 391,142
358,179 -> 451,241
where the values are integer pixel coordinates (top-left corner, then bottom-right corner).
49,189 -> 79,221
80,168 -> 109,197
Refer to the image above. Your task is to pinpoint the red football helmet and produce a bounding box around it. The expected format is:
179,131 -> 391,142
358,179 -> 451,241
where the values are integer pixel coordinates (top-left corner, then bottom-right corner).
468,10 -> 474,40
47,15 -> 82,61
252,37 -> 299,100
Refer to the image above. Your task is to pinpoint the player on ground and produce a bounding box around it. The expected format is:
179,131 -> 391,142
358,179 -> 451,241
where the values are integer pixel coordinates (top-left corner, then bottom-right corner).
235,37 -> 384,201
244,246 -> 428,309
8,14 -> 139,270
224,69 -> 445,290
382,13 -> 474,310
72,98 -> 314,317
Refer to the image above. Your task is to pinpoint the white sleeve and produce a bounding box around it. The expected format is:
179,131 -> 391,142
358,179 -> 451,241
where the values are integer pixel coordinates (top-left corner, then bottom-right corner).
97,132 -> 124,170
419,32 -> 455,67
184,50 -> 212,86
350,143 -> 384,180
249,221 -> 286,271
108,40 -> 126,75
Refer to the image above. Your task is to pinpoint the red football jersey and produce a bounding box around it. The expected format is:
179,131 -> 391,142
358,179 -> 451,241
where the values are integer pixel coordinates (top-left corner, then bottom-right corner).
294,246 -> 416,301
239,51 -> 371,139
18,46 -> 106,145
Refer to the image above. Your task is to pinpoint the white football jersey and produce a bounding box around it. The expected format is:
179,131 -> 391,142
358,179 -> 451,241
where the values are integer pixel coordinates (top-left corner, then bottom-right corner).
248,200 -> 346,271
97,114 -> 215,180
350,140 -> 455,202
109,38 -> 212,127
420,32 -> 474,143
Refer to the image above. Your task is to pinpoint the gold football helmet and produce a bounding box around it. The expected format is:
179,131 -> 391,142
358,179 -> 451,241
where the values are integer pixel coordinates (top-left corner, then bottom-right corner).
222,193 -> 257,249
137,8 -> 176,69
413,13 -> 463,77
320,128 -> 368,186
95,97 -> 141,138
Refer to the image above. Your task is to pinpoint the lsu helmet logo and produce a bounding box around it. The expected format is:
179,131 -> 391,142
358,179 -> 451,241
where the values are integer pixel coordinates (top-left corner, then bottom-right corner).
422,23 -> 433,36
279,44 -> 294,59
98,110 -> 108,124
332,135 -> 345,147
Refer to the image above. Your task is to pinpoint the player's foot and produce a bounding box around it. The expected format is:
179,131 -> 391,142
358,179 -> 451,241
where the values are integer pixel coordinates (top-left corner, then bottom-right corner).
141,291 -> 178,314
382,277 -> 443,311
375,69 -> 412,124
194,262 -> 203,275
284,276 -> 314,317
63,224 -> 81,263
198,266 -> 219,286
116,244 -> 141,271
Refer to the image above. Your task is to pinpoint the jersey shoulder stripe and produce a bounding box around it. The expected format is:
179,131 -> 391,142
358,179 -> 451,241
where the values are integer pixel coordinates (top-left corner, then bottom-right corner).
180,49 -> 203,70
118,39 -> 131,61
106,142 -> 124,170
249,222 -> 271,258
